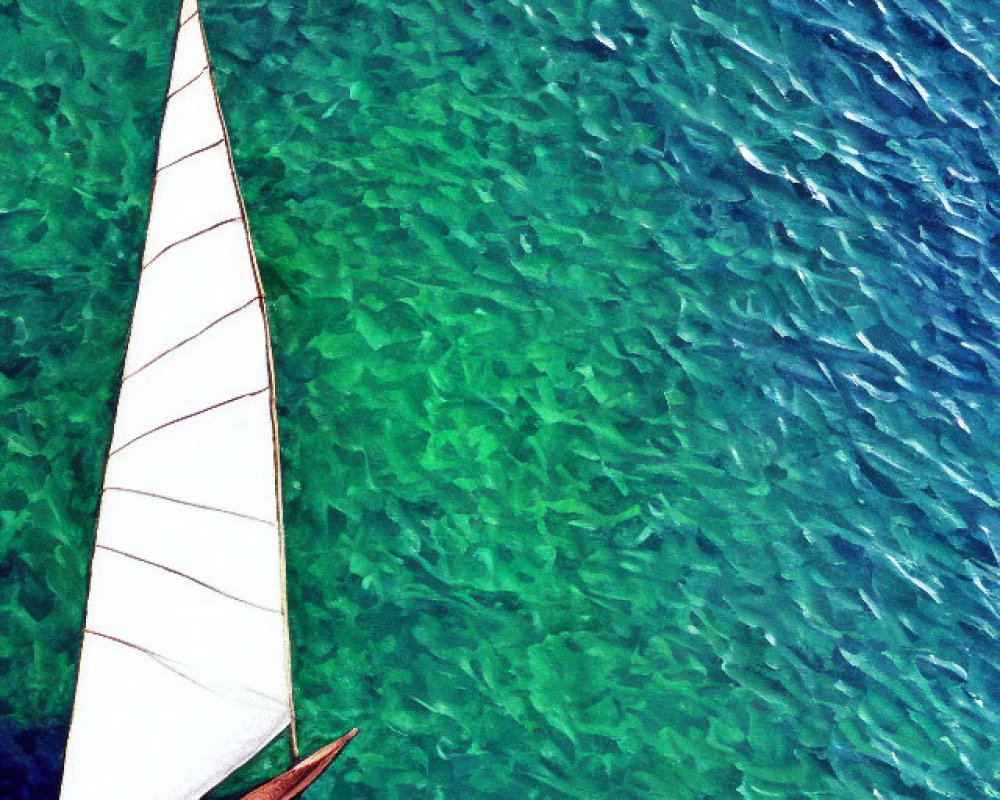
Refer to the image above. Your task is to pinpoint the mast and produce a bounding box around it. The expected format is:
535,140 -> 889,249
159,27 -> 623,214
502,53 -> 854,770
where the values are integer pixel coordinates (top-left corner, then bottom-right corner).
60,1 -> 297,796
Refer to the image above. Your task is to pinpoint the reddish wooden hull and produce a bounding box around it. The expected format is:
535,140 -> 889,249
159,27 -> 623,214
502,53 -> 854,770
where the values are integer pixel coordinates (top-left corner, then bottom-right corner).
240,728 -> 358,800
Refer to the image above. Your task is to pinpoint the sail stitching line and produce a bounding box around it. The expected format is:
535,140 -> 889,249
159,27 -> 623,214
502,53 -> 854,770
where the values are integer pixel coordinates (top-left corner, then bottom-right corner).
102,487 -> 276,527
142,217 -> 242,271
84,629 -> 287,712
123,296 -> 262,382
109,387 -> 269,457
166,64 -> 209,101
157,138 -> 226,174
96,544 -> 280,613
179,8 -> 200,27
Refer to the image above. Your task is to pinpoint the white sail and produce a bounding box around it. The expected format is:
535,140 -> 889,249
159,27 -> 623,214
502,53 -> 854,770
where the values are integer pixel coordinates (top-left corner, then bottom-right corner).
60,1 -> 295,797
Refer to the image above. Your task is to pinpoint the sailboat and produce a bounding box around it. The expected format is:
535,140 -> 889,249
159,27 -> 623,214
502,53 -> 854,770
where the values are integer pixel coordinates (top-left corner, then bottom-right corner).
58,1 -> 356,797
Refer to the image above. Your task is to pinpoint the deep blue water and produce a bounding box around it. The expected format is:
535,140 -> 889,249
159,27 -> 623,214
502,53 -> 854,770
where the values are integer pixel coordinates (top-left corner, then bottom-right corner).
0,722 -> 66,800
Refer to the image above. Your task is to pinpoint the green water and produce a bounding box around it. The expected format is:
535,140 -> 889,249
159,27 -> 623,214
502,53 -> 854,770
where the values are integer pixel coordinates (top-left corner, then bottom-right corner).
3,0 -> 999,797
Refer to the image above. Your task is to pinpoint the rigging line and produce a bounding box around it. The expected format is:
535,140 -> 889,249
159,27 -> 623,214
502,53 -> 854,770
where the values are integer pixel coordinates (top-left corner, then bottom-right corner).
196,11 -> 300,761
157,138 -> 226,174
166,65 -> 209,101
102,487 -> 276,527
142,217 -> 242,271
123,296 -> 262,382
84,629 -> 288,712
97,544 -> 280,613
107,387 -> 269,457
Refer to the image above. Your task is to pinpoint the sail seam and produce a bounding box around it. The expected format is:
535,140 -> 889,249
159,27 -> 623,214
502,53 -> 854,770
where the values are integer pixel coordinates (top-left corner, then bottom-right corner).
142,216 -> 242,271
96,544 -> 280,613
179,8 -> 200,28
123,295 -> 262,381
166,65 -> 209,101
108,387 -> 269,457
84,629 -> 287,712
102,487 -> 276,526
157,138 -> 225,174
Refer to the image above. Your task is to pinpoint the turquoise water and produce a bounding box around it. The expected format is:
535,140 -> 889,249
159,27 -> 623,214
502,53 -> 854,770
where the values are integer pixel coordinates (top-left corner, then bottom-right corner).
2,0 -> 999,797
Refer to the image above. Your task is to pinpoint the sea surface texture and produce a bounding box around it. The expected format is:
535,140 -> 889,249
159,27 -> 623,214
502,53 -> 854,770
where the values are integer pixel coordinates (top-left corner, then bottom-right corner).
2,0 -> 999,797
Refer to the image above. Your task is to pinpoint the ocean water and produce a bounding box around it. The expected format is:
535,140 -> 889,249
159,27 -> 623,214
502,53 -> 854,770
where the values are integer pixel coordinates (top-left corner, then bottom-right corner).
2,0 -> 999,797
